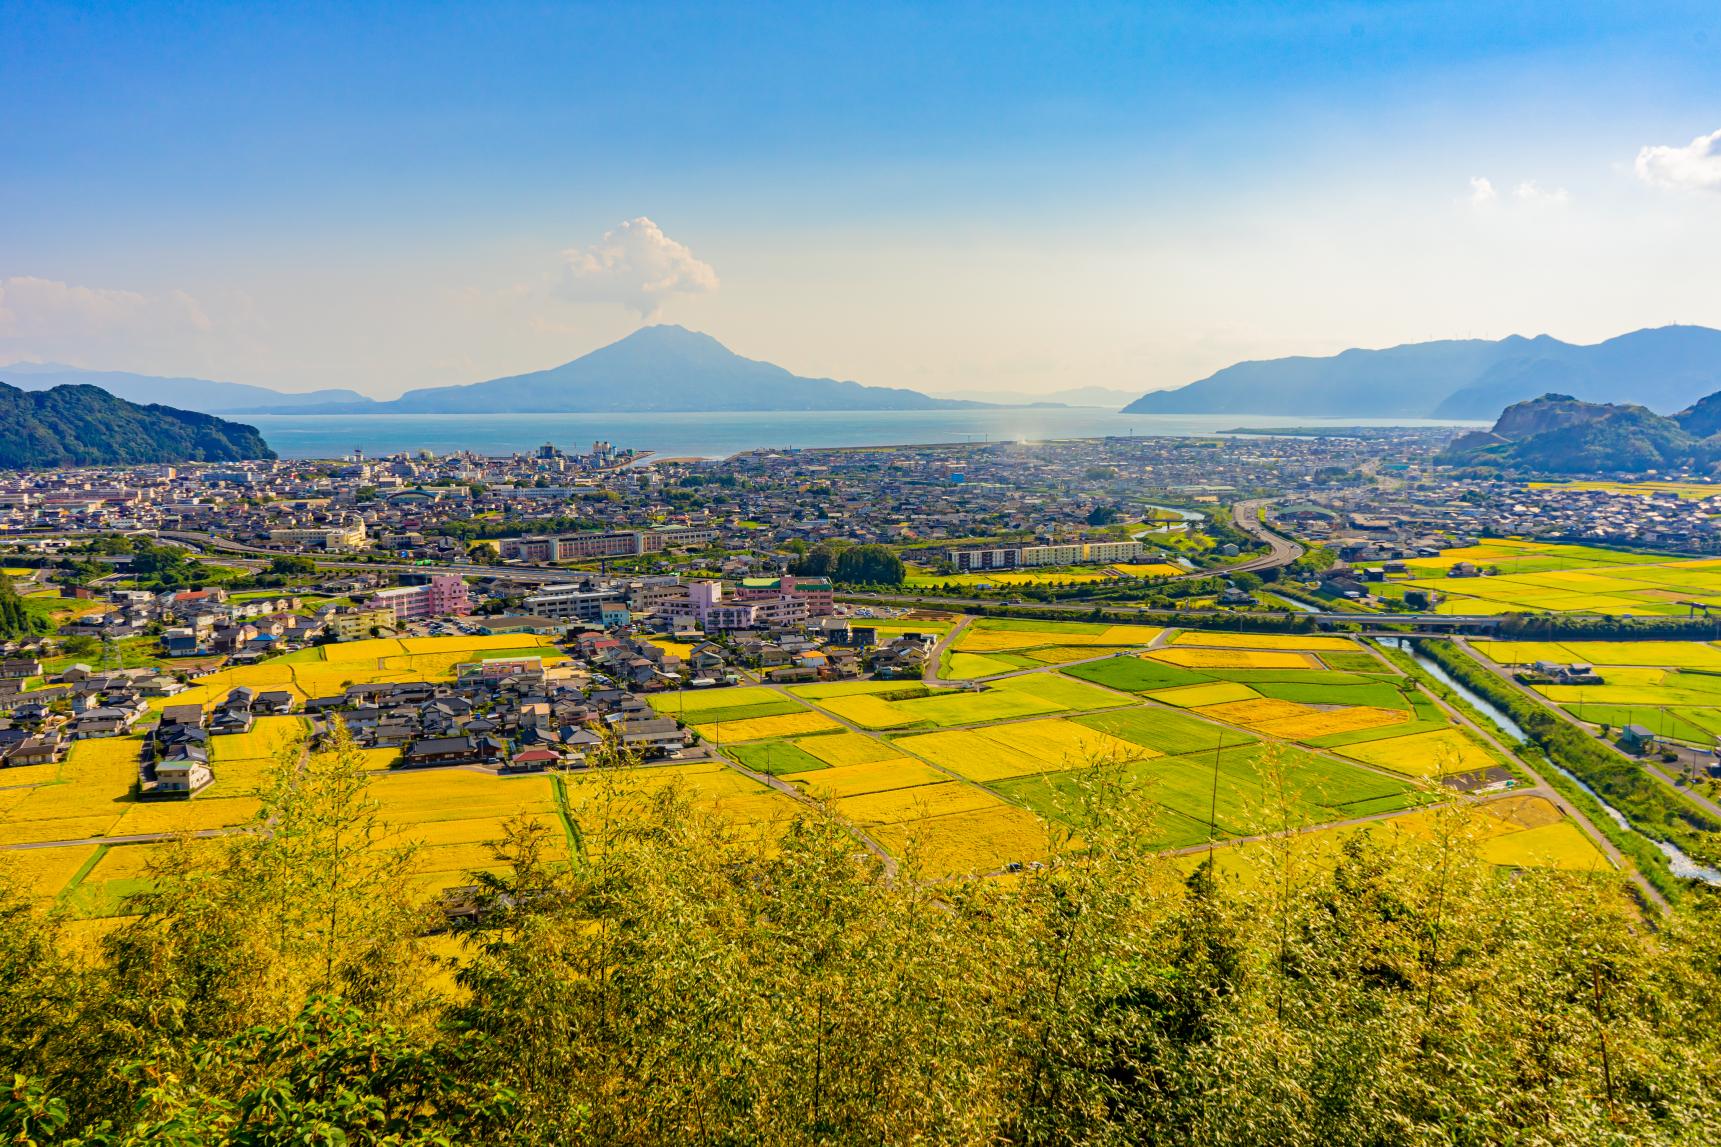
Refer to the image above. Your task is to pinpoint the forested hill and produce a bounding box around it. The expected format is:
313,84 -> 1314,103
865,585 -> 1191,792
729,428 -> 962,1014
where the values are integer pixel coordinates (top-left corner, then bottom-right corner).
0,381 -> 275,468
1440,390 -> 1721,472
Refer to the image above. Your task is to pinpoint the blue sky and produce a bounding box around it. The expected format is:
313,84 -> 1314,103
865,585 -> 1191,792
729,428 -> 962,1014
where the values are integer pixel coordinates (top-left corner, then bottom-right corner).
3,1 -> 1720,397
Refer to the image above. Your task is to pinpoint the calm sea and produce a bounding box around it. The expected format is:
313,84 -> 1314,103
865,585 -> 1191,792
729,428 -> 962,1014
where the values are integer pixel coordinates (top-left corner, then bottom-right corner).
242,409 -> 1481,460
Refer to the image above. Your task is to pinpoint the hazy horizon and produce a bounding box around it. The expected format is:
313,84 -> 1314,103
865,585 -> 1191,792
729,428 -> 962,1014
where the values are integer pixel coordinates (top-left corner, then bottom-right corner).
4,2 -> 1720,400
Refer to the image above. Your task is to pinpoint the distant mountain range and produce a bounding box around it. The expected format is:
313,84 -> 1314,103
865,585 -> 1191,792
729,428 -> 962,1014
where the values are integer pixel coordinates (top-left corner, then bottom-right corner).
0,382 -> 274,468
2,326 -> 993,417
0,362 -> 370,415
1123,325 -> 1721,419
1440,391 -> 1721,473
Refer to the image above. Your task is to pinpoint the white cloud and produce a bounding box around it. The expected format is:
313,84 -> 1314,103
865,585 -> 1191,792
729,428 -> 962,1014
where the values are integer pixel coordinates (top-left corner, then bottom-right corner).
557,217 -> 718,317
1513,180 -> 1569,206
1468,176 -> 1496,205
0,276 -> 215,365
1636,128 -> 1721,193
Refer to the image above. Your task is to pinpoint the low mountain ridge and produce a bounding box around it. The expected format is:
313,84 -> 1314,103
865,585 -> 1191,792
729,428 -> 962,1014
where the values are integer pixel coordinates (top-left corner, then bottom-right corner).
0,381 -> 275,468
0,363 -> 374,414
1124,325 -> 1721,418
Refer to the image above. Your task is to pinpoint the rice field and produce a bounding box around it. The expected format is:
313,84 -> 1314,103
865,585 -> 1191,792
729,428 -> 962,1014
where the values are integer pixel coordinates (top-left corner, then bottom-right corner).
727,740 -> 831,775
0,843 -> 100,904
834,782 -> 1003,826
796,731 -> 904,766
904,568 -> 1116,588
1147,681 -> 1262,708
1469,639 -> 1721,744
208,716 -> 307,762
801,673 -> 1124,730
1169,631 -> 1361,652
793,758 -> 951,799
1191,793 -> 1608,883
871,805 -> 1059,879
696,710 -> 842,742
1337,728 -> 1501,777
944,652 -> 1021,679
951,619 -> 1162,654
1380,538 -> 1721,616
895,718 -> 1152,783
995,742 -> 1422,848
560,761 -> 805,856
1107,562 -> 1186,577
1526,480 -> 1721,501
160,633 -> 566,711
1148,647 -> 1318,670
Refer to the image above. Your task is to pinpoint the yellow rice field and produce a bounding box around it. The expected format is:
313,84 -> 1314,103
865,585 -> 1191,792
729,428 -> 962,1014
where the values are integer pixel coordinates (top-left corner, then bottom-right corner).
980,718 -> 1149,769
113,795 -> 263,836
1107,563 -> 1186,578
562,762 -> 808,854
895,729 -> 1059,783
834,781 -> 1004,826
1148,681 -> 1261,708
370,771 -> 558,825
872,805 -> 1058,879
794,758 -> 951,799
0,843 -> 99,903
817,694 -> 923,730
1338,728 -> 1497,777
1169,631 -> 1360,652
1250,707 -> 1407,740
695,710 -> 841,742
1476,821 -> 1610,870
795,731 -> 901,766
209,716 -> 306,763
1194,697 -> 1313,727
953,624 -> 1161,653
1148,647 -> 1317,670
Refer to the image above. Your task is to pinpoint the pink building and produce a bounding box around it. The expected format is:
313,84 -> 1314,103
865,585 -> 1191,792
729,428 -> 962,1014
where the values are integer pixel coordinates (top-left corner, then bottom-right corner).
735,574 -> 834,617
688,580 -> 760,631
367,574 -> 470,624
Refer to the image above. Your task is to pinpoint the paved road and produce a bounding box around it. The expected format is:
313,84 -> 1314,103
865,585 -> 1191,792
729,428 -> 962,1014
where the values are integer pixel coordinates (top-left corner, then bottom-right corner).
1226,498 -> 1305,574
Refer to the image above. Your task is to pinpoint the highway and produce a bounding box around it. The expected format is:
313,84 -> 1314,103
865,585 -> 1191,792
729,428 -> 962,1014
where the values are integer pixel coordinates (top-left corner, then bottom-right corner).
1224,497 -> 1305,574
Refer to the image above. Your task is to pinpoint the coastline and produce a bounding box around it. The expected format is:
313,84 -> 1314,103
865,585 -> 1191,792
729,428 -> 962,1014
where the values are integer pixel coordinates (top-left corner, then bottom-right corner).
242,409 -> 1484,460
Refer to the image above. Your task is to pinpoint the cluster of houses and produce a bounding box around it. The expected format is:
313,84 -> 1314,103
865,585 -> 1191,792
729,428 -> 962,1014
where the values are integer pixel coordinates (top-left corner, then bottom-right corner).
0,658 -> 194,769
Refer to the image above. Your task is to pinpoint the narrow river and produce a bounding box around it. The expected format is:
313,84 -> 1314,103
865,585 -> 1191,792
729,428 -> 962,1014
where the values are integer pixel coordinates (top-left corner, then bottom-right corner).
1380,638 -> 1721,885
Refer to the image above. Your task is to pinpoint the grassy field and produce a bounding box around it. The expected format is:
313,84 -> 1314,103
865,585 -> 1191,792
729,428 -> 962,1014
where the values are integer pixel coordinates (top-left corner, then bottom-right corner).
1065,655 -> 1212,692
799,673 -> 1124,731
1147,647 -> 1319,670
727,741 -> 831,775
